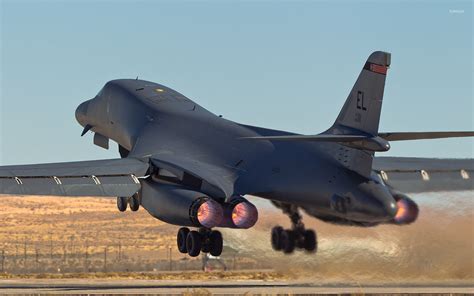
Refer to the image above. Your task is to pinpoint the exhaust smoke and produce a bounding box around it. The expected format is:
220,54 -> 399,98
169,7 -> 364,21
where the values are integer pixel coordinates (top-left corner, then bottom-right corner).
221,192 -> 473,283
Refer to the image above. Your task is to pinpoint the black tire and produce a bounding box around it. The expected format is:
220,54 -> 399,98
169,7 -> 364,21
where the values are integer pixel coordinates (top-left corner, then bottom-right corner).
303,229 -> 317,252
177,227 -> 189,254
209,230 -> 223,257
129,194 -> 140,212
201,241 -> 210,253
281,230 -> 295,254
186,231 -> 202,257
271,226 -> 284,251
117,197 -> 127,212
295,233 -> 305,249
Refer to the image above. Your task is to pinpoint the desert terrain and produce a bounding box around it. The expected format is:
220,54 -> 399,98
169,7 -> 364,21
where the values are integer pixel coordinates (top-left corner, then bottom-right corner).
0,195 -> 202,274
0,191 -> 471,286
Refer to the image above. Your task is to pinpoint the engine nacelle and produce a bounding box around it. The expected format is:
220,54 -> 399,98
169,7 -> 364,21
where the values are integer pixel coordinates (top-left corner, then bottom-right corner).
140,180 -> 223,228
391,193 -> 419,225
218,197 -> 259,229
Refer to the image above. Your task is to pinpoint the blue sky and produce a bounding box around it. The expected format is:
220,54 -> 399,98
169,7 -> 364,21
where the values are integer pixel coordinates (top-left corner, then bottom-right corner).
1,0 -> 472,165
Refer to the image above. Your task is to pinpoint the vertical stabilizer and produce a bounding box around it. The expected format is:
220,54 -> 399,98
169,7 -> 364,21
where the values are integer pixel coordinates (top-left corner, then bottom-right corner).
329,51 -> 391,136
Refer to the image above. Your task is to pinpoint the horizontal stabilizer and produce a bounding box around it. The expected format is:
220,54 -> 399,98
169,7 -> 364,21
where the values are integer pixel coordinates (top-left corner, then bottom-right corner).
379,131 -> 474,141
241,134 -> 367,142
241,134 -> 390,152
242,131 -> 474,143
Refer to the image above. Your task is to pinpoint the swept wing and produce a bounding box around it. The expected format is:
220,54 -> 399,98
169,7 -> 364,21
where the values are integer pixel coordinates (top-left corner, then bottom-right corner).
0,158 -> 149,196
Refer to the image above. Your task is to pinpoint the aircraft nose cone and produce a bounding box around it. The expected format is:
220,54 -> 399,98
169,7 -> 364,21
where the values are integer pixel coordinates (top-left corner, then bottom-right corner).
75,101 -> 89,125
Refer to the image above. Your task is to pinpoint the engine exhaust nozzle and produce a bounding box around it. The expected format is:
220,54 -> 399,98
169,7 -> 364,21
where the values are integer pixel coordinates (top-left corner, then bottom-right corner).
195,199 -> 224,228
392,194 -> 419,225
231,200 -> 259,229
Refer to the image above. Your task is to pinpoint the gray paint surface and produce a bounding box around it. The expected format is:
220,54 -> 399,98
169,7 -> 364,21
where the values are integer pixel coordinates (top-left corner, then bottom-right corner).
0,51 -> 472,228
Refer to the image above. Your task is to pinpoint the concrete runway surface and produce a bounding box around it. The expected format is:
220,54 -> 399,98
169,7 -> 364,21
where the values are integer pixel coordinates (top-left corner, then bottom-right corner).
0,279 -> 472,294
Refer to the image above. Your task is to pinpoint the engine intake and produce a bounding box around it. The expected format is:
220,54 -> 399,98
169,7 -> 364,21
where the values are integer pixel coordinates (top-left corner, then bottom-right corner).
140,180 -> 223,227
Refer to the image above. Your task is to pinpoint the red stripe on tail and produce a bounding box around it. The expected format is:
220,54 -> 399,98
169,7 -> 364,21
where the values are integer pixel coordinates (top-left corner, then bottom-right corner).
370,63 -> 387,75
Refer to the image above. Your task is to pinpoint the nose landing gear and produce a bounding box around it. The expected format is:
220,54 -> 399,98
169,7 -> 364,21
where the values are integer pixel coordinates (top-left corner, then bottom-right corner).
271,203 -> 317,254
177,227 -> 223,257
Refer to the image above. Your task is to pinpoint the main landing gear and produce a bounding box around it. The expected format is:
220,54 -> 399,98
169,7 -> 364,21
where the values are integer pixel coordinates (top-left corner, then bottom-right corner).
117,194 -> 140,212
271,203 -> 317,254
177,227 -> 223,257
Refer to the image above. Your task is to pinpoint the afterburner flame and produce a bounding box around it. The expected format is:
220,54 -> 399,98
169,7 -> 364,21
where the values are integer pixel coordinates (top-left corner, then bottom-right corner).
394,199 -> 408,221
231,201 -> 258,228
197,200 -> 223,228
393,198 -> 418,224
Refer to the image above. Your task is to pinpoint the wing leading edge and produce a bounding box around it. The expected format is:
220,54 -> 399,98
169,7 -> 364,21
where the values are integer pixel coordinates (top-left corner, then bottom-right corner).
373,157 -> 473,193
0,158 -> 149,197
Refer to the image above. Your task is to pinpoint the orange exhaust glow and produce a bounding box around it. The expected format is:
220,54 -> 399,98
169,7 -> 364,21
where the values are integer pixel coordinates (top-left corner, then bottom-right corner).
197,200 -> 223,228
231,202 -> 258,228
394,198 -> 418,224
394,199 -> 408,221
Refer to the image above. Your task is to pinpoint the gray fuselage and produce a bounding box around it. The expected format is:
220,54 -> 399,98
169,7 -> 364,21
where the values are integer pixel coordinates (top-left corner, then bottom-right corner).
75,79 -> 397,225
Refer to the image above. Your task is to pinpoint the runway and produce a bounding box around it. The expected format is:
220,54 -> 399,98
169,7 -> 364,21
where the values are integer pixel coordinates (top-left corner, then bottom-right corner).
0,279 -> 472,294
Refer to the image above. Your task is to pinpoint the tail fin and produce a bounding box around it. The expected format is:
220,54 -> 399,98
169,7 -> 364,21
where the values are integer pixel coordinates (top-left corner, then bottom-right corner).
329,51 -> 391,136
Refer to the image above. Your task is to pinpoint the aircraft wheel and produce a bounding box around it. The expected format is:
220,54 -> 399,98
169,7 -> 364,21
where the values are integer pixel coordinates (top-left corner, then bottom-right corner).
177,227 -> 189,254
186,230 -> 202,257
281,229 -> 295,254
295,234 -> 305,249
129,194 -> 140,212
303,229 -> 317,252
201,243 -> 210,253
117,197 -> 127,212
209,230 -> 223,257
271,226 -> 284,251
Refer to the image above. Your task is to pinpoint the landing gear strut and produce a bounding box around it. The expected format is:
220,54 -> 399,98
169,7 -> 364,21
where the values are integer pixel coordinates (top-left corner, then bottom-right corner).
271,203 -> 317,254
177,227 -> 223,257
